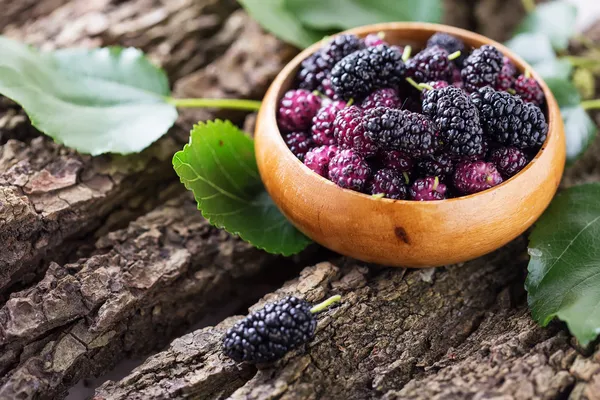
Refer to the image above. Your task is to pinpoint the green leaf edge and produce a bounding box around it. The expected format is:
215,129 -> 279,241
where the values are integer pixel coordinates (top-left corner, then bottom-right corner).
238,0 -> 323,49
172,119 -> 312,256
48,45 -> 172,98
285,0 -> 442,31
525,183 -> 600,346
0,38 -> 176,155
562,106 -> 598,166
0,83 -> 177,156
514,1 -> 578,51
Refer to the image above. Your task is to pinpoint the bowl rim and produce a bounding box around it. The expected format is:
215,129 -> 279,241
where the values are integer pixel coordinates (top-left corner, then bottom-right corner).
266,21 -> 561,205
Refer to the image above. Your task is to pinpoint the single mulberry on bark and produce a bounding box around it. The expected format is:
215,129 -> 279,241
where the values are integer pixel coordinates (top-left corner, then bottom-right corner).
223,296 -> 316,364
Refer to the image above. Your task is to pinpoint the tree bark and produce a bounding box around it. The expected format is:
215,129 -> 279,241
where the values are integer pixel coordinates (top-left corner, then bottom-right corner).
94,253 -> 594,400
0,1 -> 294,297
2,0 -> 600,399
0,191 -> 297,400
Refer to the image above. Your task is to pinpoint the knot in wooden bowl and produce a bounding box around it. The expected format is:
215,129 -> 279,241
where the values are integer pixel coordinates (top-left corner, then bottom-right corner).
255,22 -> 566,268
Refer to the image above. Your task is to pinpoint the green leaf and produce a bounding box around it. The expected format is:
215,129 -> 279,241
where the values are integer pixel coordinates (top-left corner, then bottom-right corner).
545,78 -> 581,107
505,33 -> 556,66
527,184 -> 600,345
0,36 -> 177,155
516,1 -> 577,51
562,105 -> 598,163
172,120 -> 312,255
505,33 -> 573,81
535,58 -> 573,82
285,0 -> 442,31
239,0 -> 324,48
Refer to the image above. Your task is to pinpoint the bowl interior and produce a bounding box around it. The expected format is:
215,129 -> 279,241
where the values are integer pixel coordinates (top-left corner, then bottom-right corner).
269,22 -> 558,204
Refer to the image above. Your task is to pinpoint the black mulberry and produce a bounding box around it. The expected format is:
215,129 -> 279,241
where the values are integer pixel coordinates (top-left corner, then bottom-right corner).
297,34 -> 365,91
422,86 -> 485,158
470,86 -> 548,149
427,33 -> 467,67
363,107 -> 441,157
461,45 -> 503,92
406,45 -> 453,83
330,45 -> 405,100
222,296 -> 340,364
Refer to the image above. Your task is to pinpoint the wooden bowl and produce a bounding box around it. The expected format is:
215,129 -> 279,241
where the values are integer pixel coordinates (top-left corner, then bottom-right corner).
255,22 -> 566,267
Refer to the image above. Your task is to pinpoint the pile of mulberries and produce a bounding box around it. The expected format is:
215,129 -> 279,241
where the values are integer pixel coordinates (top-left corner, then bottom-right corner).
277,32 -> 548,200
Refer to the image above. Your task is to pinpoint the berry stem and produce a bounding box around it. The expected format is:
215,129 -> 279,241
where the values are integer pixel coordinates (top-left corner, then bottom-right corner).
166,97 -> 262,111
406,77 -> 421,90
524,69 -> 532,79
347,98 -> 355,107
402,46 -> 412,62
581,99 -> 600,110
406,77 -> 432,92
310,295 -> 342,314
433,176 -> 440,191
403,172 -> 410,184
377,31 -> 386,39
448,51 -> 461,61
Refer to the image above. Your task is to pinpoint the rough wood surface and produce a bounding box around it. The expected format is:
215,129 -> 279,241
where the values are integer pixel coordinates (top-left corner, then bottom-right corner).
93,251 -> 598,400
0,0 -> 69,32
0,192 -> 287,400
2,0 -> 599,399
0,2 -> 294,297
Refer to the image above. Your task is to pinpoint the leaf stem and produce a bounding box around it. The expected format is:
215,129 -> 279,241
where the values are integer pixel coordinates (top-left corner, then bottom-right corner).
521,0 -> 535,13
166,97 -> 262,111
581,99 -> 600,110
310,295 -> 342,314
562,56 -> 600,69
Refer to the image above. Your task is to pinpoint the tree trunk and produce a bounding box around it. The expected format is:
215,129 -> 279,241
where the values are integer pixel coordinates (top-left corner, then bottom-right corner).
1,0 -> 600,399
